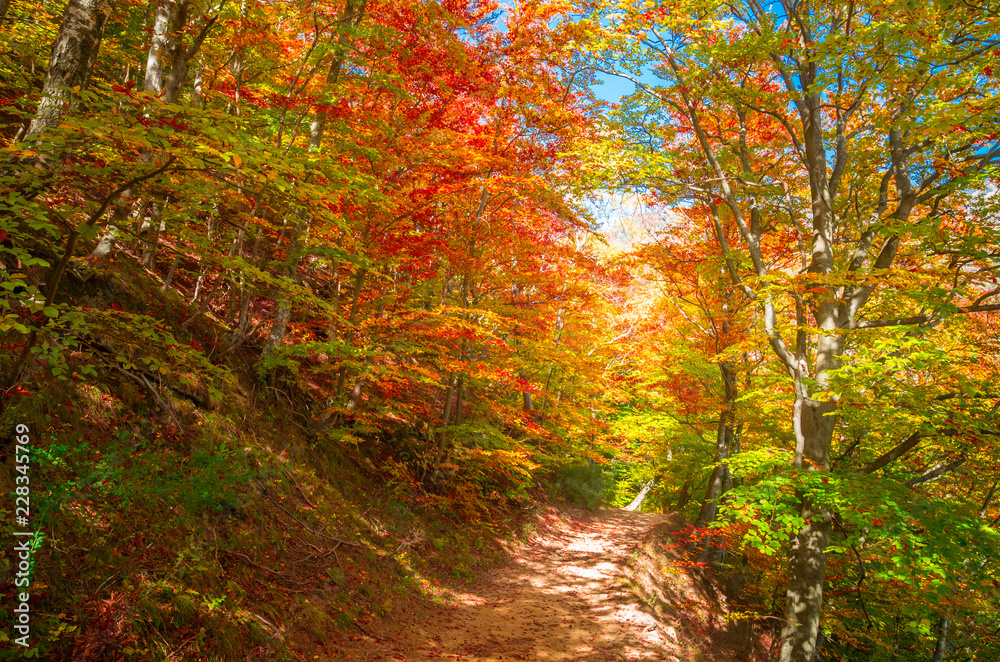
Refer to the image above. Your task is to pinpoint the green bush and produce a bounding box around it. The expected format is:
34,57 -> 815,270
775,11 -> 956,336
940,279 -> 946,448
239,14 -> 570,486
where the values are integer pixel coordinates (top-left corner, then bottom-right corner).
553,462 -> 610,510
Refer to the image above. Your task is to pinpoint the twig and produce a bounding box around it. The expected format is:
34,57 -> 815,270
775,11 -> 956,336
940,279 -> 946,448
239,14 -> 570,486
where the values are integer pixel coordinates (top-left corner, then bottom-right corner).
850,544 -> 875,631
284,468 -> 318,509
291,548 -> 336,565
297,537 -> 327,554
96,572 -> 119,594
391,528 -> 425,556
834,516 -> 875,631
291,536 -> 338,565
0,157 -> 179,390
354,621 -> 386,642
216,316 -> 269,356
245,611 -> 285,643
265,494 -> 361,547
222,550 -> 317,592
222,549 -> 291,578
166,631 -> 199,660
289,418 -> 313,436
106,361 -> 182,430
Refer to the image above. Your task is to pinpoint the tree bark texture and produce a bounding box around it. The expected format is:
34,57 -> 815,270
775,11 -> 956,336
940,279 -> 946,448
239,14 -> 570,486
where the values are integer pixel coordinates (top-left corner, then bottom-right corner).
695,362 -> 738,528
779,495 -> 832,662
694,416 -> 733,527
26,0 -> 111,138
143,0 -> 174,94
673,480 -> 690,512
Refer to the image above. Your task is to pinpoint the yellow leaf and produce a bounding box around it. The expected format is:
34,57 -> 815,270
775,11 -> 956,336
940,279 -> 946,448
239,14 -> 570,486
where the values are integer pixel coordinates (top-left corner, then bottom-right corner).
232,153 -> 243,168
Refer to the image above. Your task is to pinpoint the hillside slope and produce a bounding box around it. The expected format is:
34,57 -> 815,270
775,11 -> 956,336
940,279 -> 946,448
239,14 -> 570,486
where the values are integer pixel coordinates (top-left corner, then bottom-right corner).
0,264 -> 558,660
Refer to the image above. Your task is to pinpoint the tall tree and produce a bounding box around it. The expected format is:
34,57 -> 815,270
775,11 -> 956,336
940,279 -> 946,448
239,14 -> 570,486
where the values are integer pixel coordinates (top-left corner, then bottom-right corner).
589,0 -> 1000,658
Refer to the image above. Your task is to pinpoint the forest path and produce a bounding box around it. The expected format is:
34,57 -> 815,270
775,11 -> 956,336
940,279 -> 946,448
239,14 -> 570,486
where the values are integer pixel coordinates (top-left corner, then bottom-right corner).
339,508 -> 683,661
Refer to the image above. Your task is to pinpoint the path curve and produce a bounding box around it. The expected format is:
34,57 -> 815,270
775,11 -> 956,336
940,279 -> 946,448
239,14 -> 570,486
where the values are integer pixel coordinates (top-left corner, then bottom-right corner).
350,509 -> 681,661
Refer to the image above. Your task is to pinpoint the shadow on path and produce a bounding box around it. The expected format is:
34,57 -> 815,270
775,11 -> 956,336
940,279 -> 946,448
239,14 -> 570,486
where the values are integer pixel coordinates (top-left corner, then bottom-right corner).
338,509 -> 692,661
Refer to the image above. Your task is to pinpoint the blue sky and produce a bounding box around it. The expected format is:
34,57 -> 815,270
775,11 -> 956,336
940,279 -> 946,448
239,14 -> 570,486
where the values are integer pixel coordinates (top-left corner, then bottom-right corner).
590,74 -> 639,104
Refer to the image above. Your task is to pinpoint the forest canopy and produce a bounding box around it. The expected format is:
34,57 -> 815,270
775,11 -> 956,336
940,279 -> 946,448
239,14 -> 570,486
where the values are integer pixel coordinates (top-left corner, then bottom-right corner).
1,0 -> 999,660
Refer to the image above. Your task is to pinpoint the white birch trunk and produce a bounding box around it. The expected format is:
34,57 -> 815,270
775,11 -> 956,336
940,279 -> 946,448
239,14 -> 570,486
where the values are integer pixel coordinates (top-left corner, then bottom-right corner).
26,0 -> 111,138
624,479 -> 656,512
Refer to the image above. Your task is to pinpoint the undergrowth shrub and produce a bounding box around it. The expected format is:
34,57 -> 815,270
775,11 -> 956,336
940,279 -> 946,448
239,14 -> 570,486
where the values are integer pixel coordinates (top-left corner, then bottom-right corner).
553,462 -> 611,509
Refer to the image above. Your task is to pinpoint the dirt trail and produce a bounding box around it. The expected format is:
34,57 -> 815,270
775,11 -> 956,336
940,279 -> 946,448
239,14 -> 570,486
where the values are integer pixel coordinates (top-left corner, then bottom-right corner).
345,509 -> 684,661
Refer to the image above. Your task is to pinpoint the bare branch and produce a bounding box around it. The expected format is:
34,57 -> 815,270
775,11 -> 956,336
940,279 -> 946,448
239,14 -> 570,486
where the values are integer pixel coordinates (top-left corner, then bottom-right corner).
859,432 -> 924,474
905,454 -> 967,488
854,301 -> 1000,329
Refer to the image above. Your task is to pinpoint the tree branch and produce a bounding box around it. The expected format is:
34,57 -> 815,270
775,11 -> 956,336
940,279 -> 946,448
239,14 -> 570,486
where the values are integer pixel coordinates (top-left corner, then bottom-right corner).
981,478 -> 1000,519
905,454 -> 967,488
859,432 -> 924,474
854,302 -> 1000,329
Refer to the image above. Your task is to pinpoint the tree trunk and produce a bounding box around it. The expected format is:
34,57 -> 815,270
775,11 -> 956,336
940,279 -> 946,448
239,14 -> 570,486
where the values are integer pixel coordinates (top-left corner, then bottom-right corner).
267,1 -> 366,363
332,264 -> 368,399
143,0 -> 174,94
135,2 -> 216,264
92,0 -> 179,260
344,298 -> 384,412
779,492 -> 832,662
454,375 -> 465,425
428,373 -> 458,475
261,225 -> 303,361
778,65 -> 841,656
162,0 -> 216,104
0,0 -> 13,28
226,228 -> 264,349
141,198 -> 165,269
90,189 -> 133,260
188,207 -> 218,302
440,373 -> 456,432
694,415 -> 733,527
624,479 -> 655,512
160,254 -> 179,291
192,62 -> 203,106
262,295 -> 293,360
673,480 -> 691,512
26,0 -> 111,138
230,278 -> 252,342
780,344 -> 838,662
309,0 -> 367,148
694,360 -> 739,537
539,364 -> 554,411
931,617 -> 948,662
